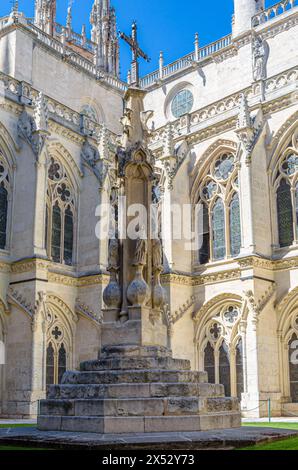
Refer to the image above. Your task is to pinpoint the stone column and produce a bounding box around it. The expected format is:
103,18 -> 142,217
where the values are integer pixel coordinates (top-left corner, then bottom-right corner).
33,158 -> 48,257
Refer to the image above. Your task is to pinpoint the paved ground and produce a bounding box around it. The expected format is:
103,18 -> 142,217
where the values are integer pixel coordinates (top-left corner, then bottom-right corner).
0,426 -> 297,450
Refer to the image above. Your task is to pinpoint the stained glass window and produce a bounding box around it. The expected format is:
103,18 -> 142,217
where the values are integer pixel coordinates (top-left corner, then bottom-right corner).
214,154 -> 234,180
199,203 -> 210,264
51,203 -> 61,263
219,342 -> 231,396
277,179 -> 293,248
0,184 -> 8,250
289,333 -> 298,403
204,342 -> 215,384
212,199 -> 226,260
46,342 -> 55,387
236,339 -> 244,400
230,193 -> 241,257
64,207 -> 73,266
58,343 -> 67,384
171,89 -> 194,118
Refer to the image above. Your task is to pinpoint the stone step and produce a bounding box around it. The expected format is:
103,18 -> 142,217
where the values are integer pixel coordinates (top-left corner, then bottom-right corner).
47,382 -> 225,400
38,412 -> 241,434
39,396 -> 239,418
61,369 -> 208,386
100,345 -> 172,359
80,356 -> 191,372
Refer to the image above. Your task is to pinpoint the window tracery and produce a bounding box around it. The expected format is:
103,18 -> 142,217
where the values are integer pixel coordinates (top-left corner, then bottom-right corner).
198,152 -> 241,263
200,304 -> 244,398
45,157 -> 75,265
45,305 -> 71,386
275,132 -> 298,248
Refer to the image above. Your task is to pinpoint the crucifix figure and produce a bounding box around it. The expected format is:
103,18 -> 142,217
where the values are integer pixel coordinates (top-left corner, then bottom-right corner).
119,21 -> 150,87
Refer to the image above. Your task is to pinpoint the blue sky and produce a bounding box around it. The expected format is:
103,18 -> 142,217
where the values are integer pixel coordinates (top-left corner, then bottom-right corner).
0,0 -> 278,80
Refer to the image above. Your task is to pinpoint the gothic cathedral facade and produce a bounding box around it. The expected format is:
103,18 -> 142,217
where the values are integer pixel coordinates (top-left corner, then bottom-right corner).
0,0 -> 297,418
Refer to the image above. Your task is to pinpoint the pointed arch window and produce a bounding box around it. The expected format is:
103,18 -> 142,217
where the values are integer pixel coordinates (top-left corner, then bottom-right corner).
0,153 -> 10,251
46,306 -> 71,386
289,332 -> 298,403
197,152 -> 240,264
46,158 -> 76,265
230,193 -> 241,257
236,338 -> 244,399
274,135 -> 298,248
199,305 -> 244,398
219,342 -> 231,396
277,179 -> 293,248
212,199 -> 226,261
204,342 -> 215,384
199,203 -> 210,264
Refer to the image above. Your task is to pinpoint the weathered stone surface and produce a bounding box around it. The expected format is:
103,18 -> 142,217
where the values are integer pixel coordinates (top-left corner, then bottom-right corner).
61,369 -> 208,385
2,426 -> 298,450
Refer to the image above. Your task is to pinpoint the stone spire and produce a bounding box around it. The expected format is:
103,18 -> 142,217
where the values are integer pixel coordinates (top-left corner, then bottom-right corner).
34,0 -> 57,36
90,0 -> 119,77
233,0 -> 264,37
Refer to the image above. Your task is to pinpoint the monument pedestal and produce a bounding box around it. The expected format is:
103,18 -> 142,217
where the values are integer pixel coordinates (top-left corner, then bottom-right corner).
38,344 -> 240,434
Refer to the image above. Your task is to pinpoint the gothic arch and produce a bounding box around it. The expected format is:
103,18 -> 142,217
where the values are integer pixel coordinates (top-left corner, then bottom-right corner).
0,121 -> 19,168
268,110 -> 298,173
268,119 -> 298,249
193,292 -> 246,398
194,293 -> 244,341
190,139 -> 238,204
46,141 -> 83,188
44,294 -> 77,386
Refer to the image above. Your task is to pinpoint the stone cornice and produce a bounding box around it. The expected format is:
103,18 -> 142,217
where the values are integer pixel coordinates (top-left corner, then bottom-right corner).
9,257 -> 108,287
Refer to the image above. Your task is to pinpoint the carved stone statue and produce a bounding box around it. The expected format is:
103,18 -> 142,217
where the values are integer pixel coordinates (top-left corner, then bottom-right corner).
108,238 -> 119,270
134,237 -> 147,266
152,237 -> 163,270
120,108 -> 133,148
81,140 -> 99,167
140,110 -> 154,139
253,36 -> 268,81
18,110 -> 36,144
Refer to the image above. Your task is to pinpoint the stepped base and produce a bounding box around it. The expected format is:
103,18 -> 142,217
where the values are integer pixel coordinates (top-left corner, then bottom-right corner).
38,345 -> 241,434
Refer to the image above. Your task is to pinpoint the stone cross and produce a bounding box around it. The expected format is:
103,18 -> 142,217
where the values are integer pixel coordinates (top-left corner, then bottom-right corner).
119,21 -> 150,86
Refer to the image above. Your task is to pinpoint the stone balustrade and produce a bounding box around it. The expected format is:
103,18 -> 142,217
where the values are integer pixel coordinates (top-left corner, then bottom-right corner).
252,0 -> 298,27
139,35 -> 232,89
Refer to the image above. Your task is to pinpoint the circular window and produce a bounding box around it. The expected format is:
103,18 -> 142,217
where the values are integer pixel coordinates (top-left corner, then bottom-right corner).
171,89 -> 194,118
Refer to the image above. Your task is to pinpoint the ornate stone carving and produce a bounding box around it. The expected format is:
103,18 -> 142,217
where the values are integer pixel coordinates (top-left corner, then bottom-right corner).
103,238 -> 122,309
252,36 -> 269,82
81,139 -> 108,186
127,236 -> 150,307
17,110 -> 36,147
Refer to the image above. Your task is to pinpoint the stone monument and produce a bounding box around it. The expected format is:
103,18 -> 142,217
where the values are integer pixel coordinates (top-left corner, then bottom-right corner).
37,23 -> 240,434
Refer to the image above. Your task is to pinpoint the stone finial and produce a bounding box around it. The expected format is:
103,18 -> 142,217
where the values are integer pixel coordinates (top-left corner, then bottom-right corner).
237,94 -> 251,130
81,24 -> 87,46
66,3 -> 73,39
34,92 -> 49,133
159,51 -> 164,79
194,33 -> 200,61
